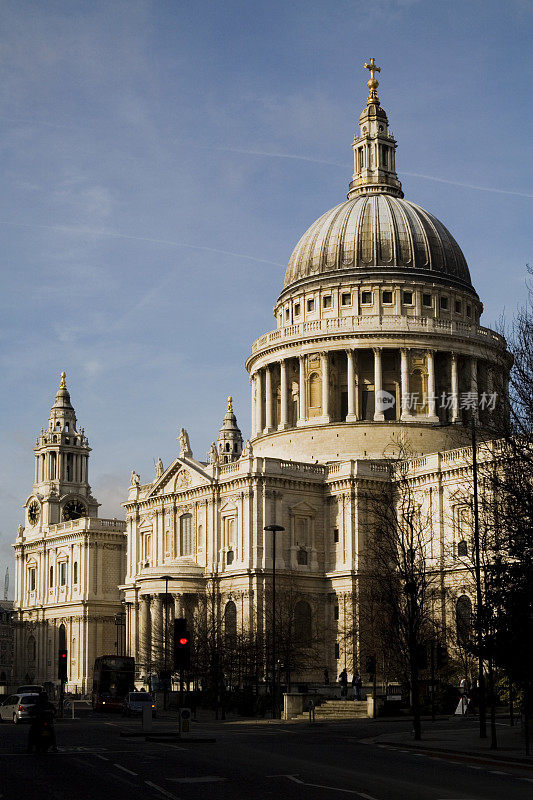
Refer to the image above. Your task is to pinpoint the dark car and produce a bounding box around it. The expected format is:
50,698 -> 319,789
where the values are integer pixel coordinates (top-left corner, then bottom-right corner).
122,692 -> 156,717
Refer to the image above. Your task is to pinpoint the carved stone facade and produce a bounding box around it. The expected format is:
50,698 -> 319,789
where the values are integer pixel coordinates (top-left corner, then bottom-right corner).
12,376 -> 126,693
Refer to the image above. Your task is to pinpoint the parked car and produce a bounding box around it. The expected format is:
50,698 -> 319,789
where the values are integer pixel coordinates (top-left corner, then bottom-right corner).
16,685 -> 44,695
122,692 -> 156,717
0,693 -> 40,724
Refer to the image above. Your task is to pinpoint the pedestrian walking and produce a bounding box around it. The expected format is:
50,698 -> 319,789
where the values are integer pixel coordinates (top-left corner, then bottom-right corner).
352,672 -> 362,700
339,668 -> 348,699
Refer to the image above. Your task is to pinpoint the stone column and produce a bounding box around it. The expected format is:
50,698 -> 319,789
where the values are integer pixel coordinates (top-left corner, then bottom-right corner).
321,352 -> 330,421
279,359 -> 288,430
255,369 -> 263,436
346,349 -> 357,422
151,595 -> 163,665
140,595 -> 151,669
426,349 -> 439,421
298,355 -> 306,424
264,365 -> 274,433
251,375 -> 256,437
373,347 -> 385,421
400,348 -> 411,420
450,352 -> 459,422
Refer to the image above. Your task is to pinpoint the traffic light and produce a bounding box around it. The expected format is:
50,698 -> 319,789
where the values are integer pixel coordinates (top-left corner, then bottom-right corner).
173,618 -> 190,671
365,655 -> 376,677
58,649 -> 68,681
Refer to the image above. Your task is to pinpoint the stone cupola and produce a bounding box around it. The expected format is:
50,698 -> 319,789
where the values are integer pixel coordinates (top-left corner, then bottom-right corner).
217,397 -> 243,463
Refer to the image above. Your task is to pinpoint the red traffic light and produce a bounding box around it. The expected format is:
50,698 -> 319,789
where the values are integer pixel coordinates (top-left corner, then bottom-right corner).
60,652 -> 67,659
179,637 -> 188,645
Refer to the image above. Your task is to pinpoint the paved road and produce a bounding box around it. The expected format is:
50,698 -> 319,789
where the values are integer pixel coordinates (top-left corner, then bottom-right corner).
1,715 -> 532,799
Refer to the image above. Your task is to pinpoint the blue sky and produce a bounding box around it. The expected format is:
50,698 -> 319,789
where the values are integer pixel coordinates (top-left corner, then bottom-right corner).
1,0 -> 532,592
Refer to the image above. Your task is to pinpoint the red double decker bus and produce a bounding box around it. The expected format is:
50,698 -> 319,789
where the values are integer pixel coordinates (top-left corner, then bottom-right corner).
92,656 -> 135,711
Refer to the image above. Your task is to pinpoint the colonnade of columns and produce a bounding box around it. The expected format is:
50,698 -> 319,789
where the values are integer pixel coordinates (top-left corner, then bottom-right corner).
35,450 -> 89,484
251,347 -> 490,437
135,592 -> 188,669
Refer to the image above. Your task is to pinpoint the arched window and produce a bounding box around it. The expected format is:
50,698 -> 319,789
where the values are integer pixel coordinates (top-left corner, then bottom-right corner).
55,422 -> 61,431
180,514 -> 193,556
27,636 -> 36,663
294,601 -> 312,646
224,601 -> 237,646
65,422 -> 69,432
309,372 -> 321,413
59,623 -> 67,651
73,561 -> 78,584
297,548 -> 308,566
456,595 -> 472,645
225,442 -> 230,452
457,540 -> 468,558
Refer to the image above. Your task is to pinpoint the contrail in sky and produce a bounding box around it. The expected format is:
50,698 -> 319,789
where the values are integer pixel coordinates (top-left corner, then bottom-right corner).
215,146 -> 533,199
0,220 -> 284,268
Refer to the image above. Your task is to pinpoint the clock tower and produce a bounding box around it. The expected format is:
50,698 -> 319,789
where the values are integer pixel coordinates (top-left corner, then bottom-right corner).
26,372 -> 98,534
13,374 -> 127,693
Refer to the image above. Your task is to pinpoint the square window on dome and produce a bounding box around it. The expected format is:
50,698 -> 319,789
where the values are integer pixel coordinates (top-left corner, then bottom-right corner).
307,298 -> 315,312
403,291 -> 413,305
440,296 -> 449,310
455,300 -> 462,314
466,304 -> 472,317
341,292 -> 352,306
323,295 -> 332,309
285,308 -> 290,320
294,303 -> 301,317
382,290 -> 393,304
361,291 -> 372,305
422,293 -> 432,307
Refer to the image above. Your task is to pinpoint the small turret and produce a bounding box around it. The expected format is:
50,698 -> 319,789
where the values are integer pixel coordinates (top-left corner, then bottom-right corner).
217,397 -> 243,463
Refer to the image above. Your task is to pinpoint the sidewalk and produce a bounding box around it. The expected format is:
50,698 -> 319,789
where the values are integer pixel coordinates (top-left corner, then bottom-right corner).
365,718 -> 533,769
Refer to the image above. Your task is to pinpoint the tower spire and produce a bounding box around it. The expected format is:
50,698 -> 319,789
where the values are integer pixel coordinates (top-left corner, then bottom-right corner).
347,59 -> 403,199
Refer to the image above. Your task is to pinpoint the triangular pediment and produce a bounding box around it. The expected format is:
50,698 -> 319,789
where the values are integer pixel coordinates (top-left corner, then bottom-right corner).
147,457 -> 212,497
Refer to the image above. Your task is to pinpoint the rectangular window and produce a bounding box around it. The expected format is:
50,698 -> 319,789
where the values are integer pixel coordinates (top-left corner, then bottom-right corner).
334,606 -> 339,620
49,566 -> 53,588
307,298 -> 315,312
294,302 -> 301,317
455,300 -> 462,314
403,291 -> 413,305
341,292 -> 352,306
323,295 -> 332,309
440,296 -> 449,310
60,562 -> 66,587
422,293 -> 432,307
30,569 -> 36,592
466,304 -> 471,317
335,643 -> 340,659
285,308 -> 290,320
180,514 -> 193,556
333,528 -> 339,543
382,290 -> 393,304
361,290 -> 372,305
73,561 -> 78,585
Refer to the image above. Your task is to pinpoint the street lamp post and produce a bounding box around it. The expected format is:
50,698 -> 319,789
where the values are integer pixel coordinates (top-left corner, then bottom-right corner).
471,417 -> 487,739
264,524 -> 285,719
161,575 -> 172,710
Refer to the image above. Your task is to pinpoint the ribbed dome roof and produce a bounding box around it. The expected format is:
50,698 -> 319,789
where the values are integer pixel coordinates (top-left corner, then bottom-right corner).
283,195 -> 472,292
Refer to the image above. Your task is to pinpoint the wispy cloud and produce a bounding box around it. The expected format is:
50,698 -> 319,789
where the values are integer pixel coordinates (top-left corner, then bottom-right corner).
215,146 -> 533,199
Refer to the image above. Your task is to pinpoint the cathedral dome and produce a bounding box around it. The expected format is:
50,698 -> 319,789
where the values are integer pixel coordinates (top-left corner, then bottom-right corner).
283,194 -> 472,292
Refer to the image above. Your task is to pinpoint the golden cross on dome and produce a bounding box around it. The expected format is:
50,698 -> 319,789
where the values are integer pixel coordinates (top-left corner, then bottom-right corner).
227,396 -> 233,413
364,58 -> 381,104
60,371 -> 67,389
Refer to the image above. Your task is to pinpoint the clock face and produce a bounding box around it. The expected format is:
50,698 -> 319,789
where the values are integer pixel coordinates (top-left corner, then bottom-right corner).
28,501 -> 40,526
62,499 -> 86,521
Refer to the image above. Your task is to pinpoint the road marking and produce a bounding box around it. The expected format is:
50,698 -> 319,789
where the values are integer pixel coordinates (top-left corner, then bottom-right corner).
490,771 -> 508,775
163,744 -> 189,751
95,754 -> 109,762
276,775 -> 378,799
145,781 -> 179,799
114,763 -> 138,776
167,776 -> 226,783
